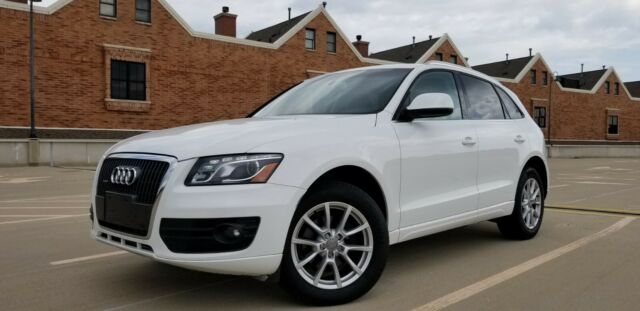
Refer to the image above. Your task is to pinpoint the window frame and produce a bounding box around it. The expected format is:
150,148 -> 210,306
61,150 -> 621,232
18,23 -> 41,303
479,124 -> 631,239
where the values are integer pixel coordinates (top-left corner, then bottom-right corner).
614,82 -> 620,96
530,70 -> 537,85
110,60 -> 147,101
449,55 -> 458,64
135,0 -> 151,23
305,28 -> 316,50
607,115 -> 619,135
392,69 -> 465,121
99,0 -> 117,18
495,87 -> 524,119
326,31 -> 337,53
435,53 -> 443,61
533,106 -> 547,128
542,71 -> 548,86
605,81 -> 611,94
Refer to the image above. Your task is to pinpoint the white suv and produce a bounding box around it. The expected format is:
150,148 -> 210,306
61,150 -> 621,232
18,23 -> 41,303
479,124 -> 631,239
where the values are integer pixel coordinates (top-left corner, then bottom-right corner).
91,62 -> 548,305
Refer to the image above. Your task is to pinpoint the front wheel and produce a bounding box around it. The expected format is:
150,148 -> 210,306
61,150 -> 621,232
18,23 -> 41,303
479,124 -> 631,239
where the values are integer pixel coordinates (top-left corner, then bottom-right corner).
497,168 -> 545,240
280,181 -> 388,305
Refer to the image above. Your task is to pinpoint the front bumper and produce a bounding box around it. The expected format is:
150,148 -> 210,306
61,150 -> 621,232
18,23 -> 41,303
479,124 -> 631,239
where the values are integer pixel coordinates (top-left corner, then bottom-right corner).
91,158 -> 305,276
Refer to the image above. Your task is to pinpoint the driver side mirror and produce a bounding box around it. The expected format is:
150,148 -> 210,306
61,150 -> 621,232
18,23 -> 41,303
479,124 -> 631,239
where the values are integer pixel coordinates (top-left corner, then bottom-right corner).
399,93 -> 454,122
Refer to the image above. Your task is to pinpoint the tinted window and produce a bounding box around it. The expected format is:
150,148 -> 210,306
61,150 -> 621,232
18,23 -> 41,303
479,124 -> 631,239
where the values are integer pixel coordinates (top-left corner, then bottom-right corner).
496,87 -> 524,119
405,71 -> 462,120
111,60 -> 146,101
460,75 -> 505,120
254,69 -> 410,116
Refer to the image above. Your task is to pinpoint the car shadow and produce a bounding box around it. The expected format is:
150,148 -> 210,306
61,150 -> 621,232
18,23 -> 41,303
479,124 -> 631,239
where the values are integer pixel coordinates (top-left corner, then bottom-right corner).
107,221 -> 510,310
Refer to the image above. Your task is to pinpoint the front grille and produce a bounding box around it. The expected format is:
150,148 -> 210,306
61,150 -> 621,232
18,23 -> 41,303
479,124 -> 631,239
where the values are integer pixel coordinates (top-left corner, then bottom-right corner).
95,156 -> 170,236
97,157 -> 170,205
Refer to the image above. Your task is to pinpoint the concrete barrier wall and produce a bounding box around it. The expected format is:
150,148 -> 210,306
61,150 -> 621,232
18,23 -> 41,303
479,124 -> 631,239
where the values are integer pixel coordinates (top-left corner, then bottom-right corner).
2,139 -> 640,166
0,139 -> 117,166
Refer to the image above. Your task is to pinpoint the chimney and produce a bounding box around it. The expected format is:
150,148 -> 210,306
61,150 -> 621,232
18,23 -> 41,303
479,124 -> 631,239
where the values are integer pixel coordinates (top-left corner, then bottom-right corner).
412,36 -> 416,47
506,53 -> 509,63
322,1 -> 327,8
214,6 -> 237,37
529,48 -> 532,57
353,35 -> 370,57
288,7 -> 291,20
602,65 -> 606,70
429,35 -> 433,40
581,63 -> 584,73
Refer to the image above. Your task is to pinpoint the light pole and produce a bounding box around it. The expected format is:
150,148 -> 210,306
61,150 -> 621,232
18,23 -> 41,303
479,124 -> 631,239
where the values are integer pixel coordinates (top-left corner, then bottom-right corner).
29,0 -> 42,138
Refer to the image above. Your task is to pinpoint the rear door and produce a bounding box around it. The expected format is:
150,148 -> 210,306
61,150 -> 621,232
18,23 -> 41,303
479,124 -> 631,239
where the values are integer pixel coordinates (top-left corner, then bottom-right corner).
458,74 -> 526,213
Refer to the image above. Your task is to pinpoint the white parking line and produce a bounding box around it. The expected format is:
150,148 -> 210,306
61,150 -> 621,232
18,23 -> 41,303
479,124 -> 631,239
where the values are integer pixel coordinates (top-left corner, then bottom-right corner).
0,206 -> 87,209
50,251 -> 128,266
564,185 -> 640,204
412,217 -> 635,311
549,184 -> 568,189
0,214 -> 88,225
0,194 -> 89,203
575,181 -> 632,186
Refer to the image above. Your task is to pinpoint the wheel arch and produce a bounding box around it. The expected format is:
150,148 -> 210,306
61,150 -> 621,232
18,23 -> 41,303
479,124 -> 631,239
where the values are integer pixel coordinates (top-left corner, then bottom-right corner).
522,155 -> 548,198
303,165 -> 388,222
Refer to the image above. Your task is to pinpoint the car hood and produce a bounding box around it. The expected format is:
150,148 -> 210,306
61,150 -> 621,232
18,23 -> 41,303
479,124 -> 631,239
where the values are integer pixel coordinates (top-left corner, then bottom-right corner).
108,115 -> 376,160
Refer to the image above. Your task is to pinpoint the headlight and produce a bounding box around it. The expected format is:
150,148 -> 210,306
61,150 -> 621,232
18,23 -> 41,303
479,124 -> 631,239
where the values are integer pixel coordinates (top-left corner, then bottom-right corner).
185,154 -> 283,186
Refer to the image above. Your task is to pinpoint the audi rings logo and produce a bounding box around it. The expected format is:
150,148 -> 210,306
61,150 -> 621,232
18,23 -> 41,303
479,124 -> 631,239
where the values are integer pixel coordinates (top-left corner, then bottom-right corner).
110,166 -> 141,186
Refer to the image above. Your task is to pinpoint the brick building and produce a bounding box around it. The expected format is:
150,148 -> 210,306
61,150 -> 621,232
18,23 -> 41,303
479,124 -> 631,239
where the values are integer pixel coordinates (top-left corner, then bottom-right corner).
0,0 -> 463,139
0,0 -> 639,148
473,53 -> 640,142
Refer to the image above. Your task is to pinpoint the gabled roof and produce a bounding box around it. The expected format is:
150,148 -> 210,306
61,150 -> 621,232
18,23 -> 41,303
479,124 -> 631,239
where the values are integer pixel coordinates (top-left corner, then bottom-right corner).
624,81 -> 640,98
246,12 -> 311,43
369,37 -> 440,63
558,69 -> 608,90
472,56 -> 534,80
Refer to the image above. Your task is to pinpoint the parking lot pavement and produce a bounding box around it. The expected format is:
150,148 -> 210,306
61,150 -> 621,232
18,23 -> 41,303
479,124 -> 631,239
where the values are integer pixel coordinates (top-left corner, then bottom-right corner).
546,158 -> 640,213
0,158 -> 639,310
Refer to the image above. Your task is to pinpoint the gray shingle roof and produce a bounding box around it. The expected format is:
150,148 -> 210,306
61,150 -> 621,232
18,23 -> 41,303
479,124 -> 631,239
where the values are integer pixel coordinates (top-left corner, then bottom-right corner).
246,12 -> 310,43
472,56 -> 534,80
368,37 -> 440,63
558,69 -> 607,90
624,81 -> 640,98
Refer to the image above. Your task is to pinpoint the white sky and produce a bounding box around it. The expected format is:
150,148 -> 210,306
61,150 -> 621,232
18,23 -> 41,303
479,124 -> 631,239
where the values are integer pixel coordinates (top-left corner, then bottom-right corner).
37,0 -> 640,81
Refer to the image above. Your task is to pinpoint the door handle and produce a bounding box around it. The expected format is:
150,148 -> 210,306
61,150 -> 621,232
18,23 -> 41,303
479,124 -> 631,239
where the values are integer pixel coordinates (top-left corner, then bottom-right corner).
514,135 -> 526,144
462,136 -> 476,146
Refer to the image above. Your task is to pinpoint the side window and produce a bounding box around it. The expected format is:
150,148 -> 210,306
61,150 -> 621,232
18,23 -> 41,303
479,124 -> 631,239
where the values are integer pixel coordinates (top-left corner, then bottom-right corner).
460,75 -> 505,120
405,71 -> 462,120
496,87 -> 524,119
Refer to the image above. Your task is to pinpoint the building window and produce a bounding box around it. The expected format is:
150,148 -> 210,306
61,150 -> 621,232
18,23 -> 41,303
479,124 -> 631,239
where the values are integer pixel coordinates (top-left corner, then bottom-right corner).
111,60 -> 146,101
135,0 -> 151,23
533,106 -> 546,128
99,0 -> 116,17
605,81 -> 610,94
435,53 -> 443,61
542,71 -> 548,86
305,28 -> 315,50
614,82 -> 620,95
608,115 -> 618,135
530,70 -> 537,85
449,55 -> 457,64
326,32 -> 336,53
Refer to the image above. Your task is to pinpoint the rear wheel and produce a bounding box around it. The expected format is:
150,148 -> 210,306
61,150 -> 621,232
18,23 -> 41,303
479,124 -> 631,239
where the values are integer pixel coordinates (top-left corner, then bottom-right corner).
497,167 -> 545,240
280,181 -> 388,305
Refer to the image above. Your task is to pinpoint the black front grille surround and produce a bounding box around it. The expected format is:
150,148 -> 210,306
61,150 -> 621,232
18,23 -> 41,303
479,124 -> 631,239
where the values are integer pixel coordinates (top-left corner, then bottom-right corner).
95,155 -> 172,237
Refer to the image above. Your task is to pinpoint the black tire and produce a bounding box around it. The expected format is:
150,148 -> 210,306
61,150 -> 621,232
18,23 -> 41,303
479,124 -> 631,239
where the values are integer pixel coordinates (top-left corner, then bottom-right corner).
280,181 -> 388,306
497,167 -> 545,240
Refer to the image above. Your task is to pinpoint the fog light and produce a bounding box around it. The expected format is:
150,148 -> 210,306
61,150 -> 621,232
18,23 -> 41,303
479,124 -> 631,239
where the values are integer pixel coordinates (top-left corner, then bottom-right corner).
214,224 -> 246,245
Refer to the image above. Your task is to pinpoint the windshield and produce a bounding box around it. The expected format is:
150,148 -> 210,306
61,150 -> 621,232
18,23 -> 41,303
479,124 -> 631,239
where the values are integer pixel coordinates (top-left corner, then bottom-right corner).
253,68 -> 411,116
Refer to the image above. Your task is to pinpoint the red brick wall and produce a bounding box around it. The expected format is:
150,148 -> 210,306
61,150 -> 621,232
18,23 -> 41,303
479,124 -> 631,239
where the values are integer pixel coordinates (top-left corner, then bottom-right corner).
427,40 -> 464,66
501,59 -> 640,141
0,1 -> 367,130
